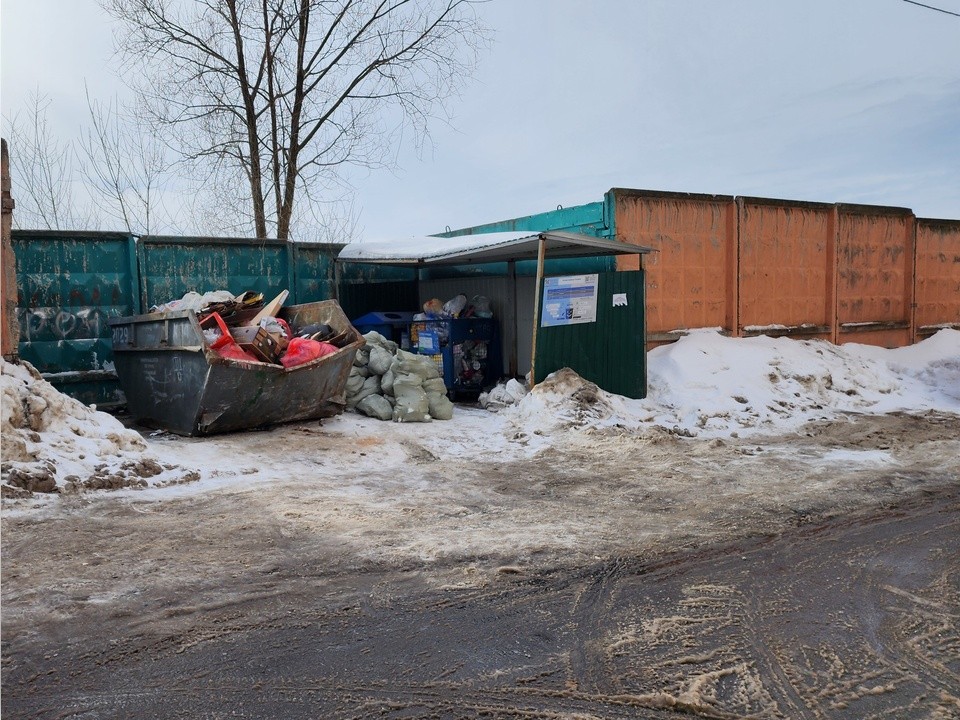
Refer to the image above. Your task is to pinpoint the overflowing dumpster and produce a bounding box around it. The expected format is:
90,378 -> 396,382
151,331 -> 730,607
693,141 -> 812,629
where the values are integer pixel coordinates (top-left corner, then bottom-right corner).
109,299 -> 363,436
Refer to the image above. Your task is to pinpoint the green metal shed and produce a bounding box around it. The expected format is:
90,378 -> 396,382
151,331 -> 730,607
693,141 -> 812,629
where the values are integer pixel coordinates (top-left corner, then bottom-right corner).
337,231 -> 653,398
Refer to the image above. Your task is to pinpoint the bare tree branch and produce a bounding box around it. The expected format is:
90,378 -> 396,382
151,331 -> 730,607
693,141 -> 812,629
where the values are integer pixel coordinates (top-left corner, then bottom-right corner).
104,0 -> 491,240
2,93 -> 90,230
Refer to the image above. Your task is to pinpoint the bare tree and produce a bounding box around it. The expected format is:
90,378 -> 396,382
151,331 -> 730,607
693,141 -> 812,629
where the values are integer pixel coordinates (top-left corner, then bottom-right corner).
103,0 -> 490,240
78,86 -> 174,235
3,93 -> 89,230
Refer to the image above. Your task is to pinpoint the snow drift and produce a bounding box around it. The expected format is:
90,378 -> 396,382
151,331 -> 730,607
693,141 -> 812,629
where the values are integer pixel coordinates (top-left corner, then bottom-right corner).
507,329 -> 960,439
1,359 -> 198,497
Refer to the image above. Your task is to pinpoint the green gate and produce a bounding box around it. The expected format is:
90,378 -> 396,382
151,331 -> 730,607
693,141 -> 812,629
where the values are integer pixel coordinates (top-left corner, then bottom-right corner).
534,270 -> 646,399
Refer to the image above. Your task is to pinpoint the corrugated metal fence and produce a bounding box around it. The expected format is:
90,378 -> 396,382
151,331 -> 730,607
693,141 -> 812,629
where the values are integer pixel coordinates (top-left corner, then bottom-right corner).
11,231 -> 346,405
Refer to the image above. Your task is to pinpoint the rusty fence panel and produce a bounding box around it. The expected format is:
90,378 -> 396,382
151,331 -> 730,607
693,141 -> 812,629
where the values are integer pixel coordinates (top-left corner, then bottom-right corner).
736,197 -> 835,342
914,218 -> 960,338
611,189 -> 737,348
834,204 -> 915,348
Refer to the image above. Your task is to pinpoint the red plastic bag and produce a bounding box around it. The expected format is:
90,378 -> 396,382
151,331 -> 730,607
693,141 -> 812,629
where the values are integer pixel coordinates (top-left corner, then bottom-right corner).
280,337 -> 338,368
213,339 -> 259,363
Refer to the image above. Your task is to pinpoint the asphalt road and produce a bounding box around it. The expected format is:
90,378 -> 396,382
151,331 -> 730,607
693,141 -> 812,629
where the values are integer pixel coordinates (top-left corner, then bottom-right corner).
3,486 -> 958,719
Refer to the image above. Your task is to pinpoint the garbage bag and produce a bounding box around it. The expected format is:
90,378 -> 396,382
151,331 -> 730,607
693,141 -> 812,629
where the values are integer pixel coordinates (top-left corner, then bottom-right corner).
356,394 -> 393,421
427,392 -> 454,421
472,294 -> 493,318
392,377 -> 431,423
368,345 -> 394,376
442,294 -> 467,317
213,340 -> 259,363
280,337 -> 338,368
354,348 -> 370,367
422,378 -> 447,396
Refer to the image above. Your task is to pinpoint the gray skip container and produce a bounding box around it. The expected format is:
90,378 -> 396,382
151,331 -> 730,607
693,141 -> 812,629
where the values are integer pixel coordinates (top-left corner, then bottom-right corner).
109,300 -> 364,436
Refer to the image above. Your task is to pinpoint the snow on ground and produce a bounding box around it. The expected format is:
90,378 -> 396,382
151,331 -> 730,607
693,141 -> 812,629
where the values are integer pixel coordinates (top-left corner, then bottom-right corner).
2,329 -> 958,501
1,359 -> 199,497
506,328 -> 960,441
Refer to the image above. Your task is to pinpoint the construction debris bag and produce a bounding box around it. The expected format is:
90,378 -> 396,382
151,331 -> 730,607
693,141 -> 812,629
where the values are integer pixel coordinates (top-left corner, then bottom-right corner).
380,367 -> 396,396
362,330 -> 398,355
348,375 -> 382,408
356,394 -> 393,421
392,376 -> 431,423
346,368 -> 366,396
422,378 -> 447,396
395,349 -> 440,381
427,392 -> 454,421
368,345 -> 394,376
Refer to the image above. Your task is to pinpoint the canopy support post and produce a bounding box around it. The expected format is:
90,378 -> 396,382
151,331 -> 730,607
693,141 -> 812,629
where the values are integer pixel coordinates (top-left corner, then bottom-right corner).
529,235 -> 546,389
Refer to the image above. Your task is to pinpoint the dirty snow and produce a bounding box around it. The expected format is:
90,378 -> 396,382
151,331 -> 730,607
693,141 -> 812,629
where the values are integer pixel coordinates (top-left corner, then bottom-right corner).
506,328 -> 960,443
1,359 -> 199,496
2,329 -> 958,502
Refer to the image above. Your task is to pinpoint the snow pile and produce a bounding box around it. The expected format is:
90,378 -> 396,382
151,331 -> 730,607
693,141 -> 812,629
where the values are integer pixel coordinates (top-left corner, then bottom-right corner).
1,360 -> 198,497
506,329 -> 960,439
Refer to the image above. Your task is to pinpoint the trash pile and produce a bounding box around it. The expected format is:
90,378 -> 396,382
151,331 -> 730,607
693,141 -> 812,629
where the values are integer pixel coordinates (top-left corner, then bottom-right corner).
478,378 -> 529,411
414,293 -> 492,320
154,289 -> 353,367
347,331 -> 455,422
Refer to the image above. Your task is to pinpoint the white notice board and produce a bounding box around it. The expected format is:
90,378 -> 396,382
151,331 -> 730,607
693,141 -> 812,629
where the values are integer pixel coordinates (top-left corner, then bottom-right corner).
540,274 -> 599,327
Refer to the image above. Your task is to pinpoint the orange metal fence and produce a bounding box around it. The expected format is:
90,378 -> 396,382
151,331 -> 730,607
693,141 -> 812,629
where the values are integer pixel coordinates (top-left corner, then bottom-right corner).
611,188 -> 959,349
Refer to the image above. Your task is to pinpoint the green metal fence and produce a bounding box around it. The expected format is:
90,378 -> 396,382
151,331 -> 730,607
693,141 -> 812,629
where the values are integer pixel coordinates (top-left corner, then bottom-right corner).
534,270 -> 647,399
12,231 -> 345,405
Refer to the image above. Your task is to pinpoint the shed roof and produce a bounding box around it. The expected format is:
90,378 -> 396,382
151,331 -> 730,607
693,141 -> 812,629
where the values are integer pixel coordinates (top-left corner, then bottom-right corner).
338,231 -> 652,267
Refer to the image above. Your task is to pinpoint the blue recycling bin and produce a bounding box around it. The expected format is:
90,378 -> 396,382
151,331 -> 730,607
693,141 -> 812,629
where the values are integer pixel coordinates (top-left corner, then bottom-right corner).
351,311 -> 415,346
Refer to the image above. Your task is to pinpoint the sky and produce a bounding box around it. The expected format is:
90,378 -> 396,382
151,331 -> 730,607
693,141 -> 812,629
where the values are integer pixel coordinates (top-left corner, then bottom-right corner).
1,0 -> 959,240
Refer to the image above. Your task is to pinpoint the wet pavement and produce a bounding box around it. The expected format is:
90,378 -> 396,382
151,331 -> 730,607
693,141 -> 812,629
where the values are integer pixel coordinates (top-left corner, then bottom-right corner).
3,487 -> 958,719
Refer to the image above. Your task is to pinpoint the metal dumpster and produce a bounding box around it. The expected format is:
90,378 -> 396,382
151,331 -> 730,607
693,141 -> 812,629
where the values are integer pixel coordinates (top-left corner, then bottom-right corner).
109,300 -> 364,436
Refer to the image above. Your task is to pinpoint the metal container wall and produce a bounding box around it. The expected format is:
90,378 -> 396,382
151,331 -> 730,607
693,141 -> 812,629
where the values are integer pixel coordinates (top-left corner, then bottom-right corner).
12,230 -> 139,405
10,231 -> 346,404
110,300 -> 363,436
611,189 -> 736,346
736,198 -> 834,340
291,242 -> 345,303
533,270 -> 646,399
914,218 -> 960,338
835,204 -> 915,347
138,235 -> 291,310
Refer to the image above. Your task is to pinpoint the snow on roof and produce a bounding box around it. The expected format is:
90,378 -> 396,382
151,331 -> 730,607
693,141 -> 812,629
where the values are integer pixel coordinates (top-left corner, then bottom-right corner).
339,231 -> 533,261
338,231 -> 650,265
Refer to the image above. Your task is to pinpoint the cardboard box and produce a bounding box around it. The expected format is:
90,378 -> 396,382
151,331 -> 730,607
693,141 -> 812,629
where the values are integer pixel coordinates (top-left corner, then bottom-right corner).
229,326 -> 287,363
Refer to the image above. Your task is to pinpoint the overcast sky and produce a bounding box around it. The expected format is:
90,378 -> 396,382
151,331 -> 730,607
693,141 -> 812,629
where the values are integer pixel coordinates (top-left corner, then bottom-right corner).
2,0 -> 958,240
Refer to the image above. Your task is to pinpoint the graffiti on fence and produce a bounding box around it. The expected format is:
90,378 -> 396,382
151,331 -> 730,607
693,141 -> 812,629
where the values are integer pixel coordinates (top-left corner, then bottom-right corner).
18,307 -> 108,342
